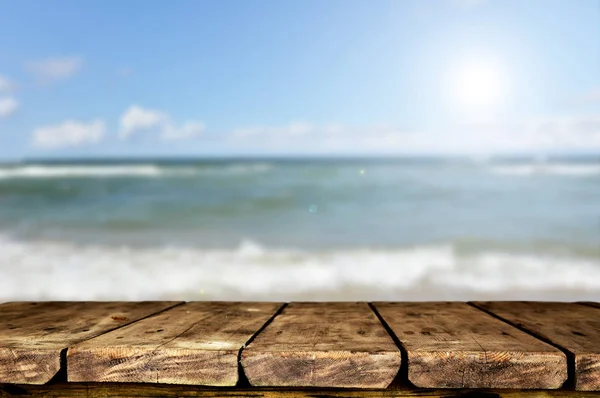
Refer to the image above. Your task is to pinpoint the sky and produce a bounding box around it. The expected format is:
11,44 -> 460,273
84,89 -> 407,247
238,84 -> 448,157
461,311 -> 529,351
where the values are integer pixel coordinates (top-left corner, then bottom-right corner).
0,0 -> 599,159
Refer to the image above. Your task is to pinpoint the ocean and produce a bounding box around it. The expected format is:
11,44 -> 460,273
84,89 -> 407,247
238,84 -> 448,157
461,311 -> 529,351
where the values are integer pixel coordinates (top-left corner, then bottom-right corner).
0,157 -> 599,301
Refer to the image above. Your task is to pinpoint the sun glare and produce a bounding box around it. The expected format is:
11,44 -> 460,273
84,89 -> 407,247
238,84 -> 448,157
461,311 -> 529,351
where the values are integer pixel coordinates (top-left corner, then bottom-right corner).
447,58 -> 508,115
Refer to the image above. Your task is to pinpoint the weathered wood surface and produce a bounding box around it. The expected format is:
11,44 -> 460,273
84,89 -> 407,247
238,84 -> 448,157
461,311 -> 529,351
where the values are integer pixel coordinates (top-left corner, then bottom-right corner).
473,301 -> 600,391
373,302 -> 567,389
3,383 -> 600,398
241,302 -> 402,388
0,301 -> 179,385
581,302 -> 600,309
68,302 -> 283,386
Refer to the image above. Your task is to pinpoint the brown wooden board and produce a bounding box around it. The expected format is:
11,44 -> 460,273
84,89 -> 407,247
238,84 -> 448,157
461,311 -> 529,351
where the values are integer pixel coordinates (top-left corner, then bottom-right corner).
68,301 -> 283,386
241,302 -> 401,389
0,301 -> 179,384
473,301 -> 600,391
373,302 -> 567,390
3,383 -> 600,398
581,302 -> 600,310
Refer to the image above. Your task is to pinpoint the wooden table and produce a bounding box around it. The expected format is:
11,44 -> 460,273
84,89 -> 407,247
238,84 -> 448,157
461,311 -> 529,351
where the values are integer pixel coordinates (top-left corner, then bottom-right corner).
1,301 -> 599,397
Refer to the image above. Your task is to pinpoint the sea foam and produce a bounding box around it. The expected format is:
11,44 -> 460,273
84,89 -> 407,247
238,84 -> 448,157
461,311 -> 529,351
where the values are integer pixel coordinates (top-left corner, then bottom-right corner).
0,165 -> 167,179
1,236 -> 598,302
0,163 -> 272,179
489,163 -> 600,176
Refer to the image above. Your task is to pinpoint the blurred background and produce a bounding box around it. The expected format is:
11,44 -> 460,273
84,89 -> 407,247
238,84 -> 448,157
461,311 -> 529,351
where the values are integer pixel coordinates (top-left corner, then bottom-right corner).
0,0 -> 598,301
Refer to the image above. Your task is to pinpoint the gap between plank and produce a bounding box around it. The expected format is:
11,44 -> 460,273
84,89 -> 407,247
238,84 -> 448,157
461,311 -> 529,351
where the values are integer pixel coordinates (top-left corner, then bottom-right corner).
47,349 -> 68,384
467,302 -> 575,390
368,302 -> 410,388
236,302 -> 288,387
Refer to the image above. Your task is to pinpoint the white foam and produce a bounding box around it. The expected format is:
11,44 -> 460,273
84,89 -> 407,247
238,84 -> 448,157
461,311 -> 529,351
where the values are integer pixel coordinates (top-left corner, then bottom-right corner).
490,163 -> 600,176
0,236 -> 598,302
0,163 -> 272,179
0,165 -> 169,179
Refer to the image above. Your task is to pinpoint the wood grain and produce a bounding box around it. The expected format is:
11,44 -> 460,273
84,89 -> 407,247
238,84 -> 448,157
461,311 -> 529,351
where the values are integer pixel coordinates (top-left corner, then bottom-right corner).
68,301 -> 283,386
0,301 -> 179,384
241,302 -> 401,388
3,383 -> 600,398
473,301 -> 600,391
373,302 -> 567,389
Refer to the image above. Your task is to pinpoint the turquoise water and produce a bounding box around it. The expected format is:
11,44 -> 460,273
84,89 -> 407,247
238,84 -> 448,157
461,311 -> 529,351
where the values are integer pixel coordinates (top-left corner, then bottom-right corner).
0,157 -> 599,301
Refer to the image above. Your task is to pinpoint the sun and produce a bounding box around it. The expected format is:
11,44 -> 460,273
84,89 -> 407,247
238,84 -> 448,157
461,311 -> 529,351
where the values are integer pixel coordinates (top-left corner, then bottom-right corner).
447,58 -> 508,114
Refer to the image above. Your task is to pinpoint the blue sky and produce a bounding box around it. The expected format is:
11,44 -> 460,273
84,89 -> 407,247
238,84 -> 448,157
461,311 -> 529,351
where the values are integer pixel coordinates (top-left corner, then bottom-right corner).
0,0 -> 599,159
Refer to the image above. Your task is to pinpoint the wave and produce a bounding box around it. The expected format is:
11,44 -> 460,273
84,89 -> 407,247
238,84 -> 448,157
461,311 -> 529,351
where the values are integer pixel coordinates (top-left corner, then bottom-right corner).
0,165 -> 170,179
0,236 -> 598,302
489,163 -> 600,176
194,163 -> 272,176
0,163 -> 272,179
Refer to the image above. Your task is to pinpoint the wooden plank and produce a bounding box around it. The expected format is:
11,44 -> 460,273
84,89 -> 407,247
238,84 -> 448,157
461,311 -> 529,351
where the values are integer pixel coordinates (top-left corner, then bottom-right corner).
373,302 -> 567,389
3,384 -> 600,398
473,301 -> 600,391
581,302 -> 600,310
68,301 -> 283,386
241,302 -> 401,388
0,301 -> 179,384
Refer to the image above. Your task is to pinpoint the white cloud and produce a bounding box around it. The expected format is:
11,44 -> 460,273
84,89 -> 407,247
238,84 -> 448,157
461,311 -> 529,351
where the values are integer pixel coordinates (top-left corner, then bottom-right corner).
162,121 -> 205,140
32,119 -> 105,149
119,105 -> 168,138
522,114 -> 600,150
0,75 -> 14,92
227,114 -> 600,155
119,105 -> 205,141
232,121 -> 315,139
425,114 -> 600,154
229,122 -> 430,153
27,56 -> 84,83
0,97 -> 19,118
